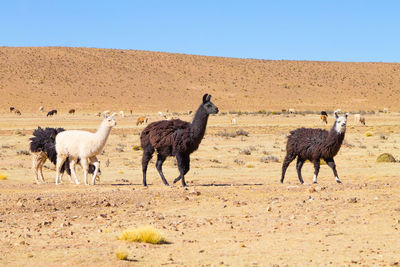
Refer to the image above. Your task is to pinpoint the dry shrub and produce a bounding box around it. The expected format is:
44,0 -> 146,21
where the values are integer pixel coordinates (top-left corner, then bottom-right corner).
365,132 -> 373,137
376,153 -> 396,163
0,173 -> 7,180
115,248 -> 129,260
132,145 -> 142,151
260,156 -> 279,163
118,226 -> 166,244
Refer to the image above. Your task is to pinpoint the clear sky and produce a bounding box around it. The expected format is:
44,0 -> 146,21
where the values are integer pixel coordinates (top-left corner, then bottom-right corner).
1,0 -> 399,62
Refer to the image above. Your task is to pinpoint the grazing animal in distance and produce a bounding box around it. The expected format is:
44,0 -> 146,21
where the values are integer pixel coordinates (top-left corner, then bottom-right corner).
281,110 -> 349,184
39,106 -> 44,112
231,117 -> 237,125
47,110 -> 57,117
119,110 -> 125,118
320,111 -> 328,124
354,114 -> 366,125
288,108 -> 296,114
68,109 -> 75,115
136,116 -> 148,126
55,112 -> 116,185
140,93 -> 219,187
10,107 -> 15,112
29,127 -> 99,184
14,109 -> 21,115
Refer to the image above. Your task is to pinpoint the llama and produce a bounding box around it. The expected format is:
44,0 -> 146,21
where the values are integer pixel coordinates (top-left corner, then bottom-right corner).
140,93 -> 219,187
231,117 -> 237,125
288,108 -> 296,114
14,109 -> 21,115
39,106 -> 44,112
354,114 -> 366,125
9,107 -> 15,112
136,116 -> 148,126
119,110 -> 125,118
47,109 -> 57,116
68,109 -> 76,115
29,127 -> 99,184
320,111 -> 328,124
55,112 -> 116,185
281,110 -> 349,184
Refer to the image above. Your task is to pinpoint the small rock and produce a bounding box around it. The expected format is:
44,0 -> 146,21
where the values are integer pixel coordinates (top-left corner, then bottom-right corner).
348,197 -> 358,203
266,206 -> 272,212
308,187 -> 317,193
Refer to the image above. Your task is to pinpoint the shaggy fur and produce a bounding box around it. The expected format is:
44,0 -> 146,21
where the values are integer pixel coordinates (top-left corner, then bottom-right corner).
29,127 -> 98,184
281,111 -> 348,184
140,94 -> 219,187
47,109 -> 57,116
55,113 -> 116,185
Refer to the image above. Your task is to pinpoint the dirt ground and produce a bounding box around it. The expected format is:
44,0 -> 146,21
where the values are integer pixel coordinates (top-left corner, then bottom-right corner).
0,111 -> 399,266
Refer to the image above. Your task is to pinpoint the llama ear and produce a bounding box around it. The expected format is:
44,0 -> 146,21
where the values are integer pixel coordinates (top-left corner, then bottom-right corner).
334,110 -> 339,119
345,112 -> 349,118
206,94 -> 211,102
203,94 -> 208,103
110,112 -> 117,118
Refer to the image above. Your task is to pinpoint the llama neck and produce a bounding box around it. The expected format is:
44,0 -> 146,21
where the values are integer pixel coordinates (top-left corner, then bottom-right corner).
191,105 -> 209,141
94,121 -> 112,150
324,124 -> 346,157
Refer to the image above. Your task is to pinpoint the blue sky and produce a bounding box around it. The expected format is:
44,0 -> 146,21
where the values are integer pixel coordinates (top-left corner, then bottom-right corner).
1,0 -> 399,62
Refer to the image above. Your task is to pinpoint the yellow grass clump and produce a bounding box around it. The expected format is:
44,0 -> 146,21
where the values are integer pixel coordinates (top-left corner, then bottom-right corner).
376,153 -> 396,163
0,174 -> 7,180
115,248 -> 129,260
132,145 -> 142,151
118,226 -> 167,244
365,132 -> 373,137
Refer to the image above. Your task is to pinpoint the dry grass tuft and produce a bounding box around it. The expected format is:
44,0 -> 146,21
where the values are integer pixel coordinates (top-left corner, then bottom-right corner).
115,248 -> 129,260
132,145 -> 142,151
0,173 -> 7,180
376,153 -> 396,163
118,226 -> 167,244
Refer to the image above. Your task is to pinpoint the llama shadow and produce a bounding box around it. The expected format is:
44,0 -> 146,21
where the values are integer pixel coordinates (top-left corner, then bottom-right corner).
198,183 -> 263,187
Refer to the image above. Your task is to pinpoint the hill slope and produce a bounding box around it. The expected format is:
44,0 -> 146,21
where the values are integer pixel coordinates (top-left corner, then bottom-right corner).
1,47 -> 399,113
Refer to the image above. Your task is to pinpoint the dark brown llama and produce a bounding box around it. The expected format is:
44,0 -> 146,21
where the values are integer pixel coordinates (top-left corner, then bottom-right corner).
140,94 -> 219,187
281,110 -> 348,184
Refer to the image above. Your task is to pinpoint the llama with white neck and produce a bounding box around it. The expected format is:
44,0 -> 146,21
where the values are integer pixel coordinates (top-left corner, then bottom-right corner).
55,112 -> 116,185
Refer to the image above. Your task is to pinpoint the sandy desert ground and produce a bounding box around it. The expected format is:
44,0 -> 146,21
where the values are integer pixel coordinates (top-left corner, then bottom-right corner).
0,111 -> 399,266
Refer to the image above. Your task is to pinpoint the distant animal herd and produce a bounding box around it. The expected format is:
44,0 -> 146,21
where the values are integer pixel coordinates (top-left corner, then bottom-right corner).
6,97 -> 391,186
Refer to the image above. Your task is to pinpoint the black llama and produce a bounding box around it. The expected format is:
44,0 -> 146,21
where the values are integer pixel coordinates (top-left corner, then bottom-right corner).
140,93 -> 219,187
47,109 -> 57,116
30,127 -> 98,184
281,110 -> 348,184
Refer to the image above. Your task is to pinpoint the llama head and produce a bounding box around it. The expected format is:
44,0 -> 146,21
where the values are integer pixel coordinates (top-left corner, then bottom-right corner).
334,110 -> 349,133
102,112 -> 117,127
202,94 -> 219,114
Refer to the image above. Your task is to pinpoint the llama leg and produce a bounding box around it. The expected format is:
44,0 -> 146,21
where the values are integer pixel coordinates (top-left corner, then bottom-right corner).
280,153 -> 296,183
296,157 -> 305,184
325,158 -> 342,183
32,153 -> 41,184
89,156 -> 100,185
313,159 -> 320,183
174,153 -> 189,187
80,158 -> 90,185
173,155 -> 190,184
38,154 -> 47,183
142,147 -> 154,186
155,154 -> 169,186
69,158 -> 81,185
63,158 -> 74,183
55,155 -> 67,185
